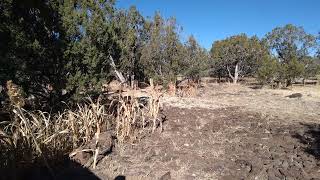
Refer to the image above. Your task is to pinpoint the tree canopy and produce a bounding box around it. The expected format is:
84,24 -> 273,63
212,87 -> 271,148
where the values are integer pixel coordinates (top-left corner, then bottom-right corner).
0,1 -> 208,109
1,1 -> 320,110
265,24 -> 317,86
210,34 -> 267,83
266,24 -> 316,62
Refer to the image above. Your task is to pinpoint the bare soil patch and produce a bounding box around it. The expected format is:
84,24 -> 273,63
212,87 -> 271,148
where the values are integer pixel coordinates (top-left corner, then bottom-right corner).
16,85 -> 319,179
89,85 -> 320,179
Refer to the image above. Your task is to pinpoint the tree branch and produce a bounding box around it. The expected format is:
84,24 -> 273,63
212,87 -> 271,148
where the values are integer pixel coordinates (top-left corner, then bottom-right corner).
109,56 -> 126,83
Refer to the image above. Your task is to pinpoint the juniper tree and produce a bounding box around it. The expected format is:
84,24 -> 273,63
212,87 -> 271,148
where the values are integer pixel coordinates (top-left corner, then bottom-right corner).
210,34 -> 266,83
60,0 -> 117,96
140,13 -> 184,84
266,24 -> 316,86
113,6 -> 147,80
182,35 -> 209,80
0,0 -> 67,109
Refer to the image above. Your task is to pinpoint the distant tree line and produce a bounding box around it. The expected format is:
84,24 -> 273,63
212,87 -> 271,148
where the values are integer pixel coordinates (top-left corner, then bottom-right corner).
210,24 -> 320,85
1,0 -> 320,109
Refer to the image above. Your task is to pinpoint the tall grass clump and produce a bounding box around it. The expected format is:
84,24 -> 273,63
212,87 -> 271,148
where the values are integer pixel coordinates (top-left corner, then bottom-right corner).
113,88 -> 162,143
0,98 -> 110,171
0,88 -> 162,173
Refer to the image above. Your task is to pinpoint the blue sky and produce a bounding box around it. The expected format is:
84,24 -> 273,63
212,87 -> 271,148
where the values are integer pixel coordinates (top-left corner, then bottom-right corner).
116,0 -> 320,49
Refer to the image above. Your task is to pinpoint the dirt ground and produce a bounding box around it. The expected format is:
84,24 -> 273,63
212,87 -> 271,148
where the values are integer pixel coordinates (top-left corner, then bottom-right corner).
91,84 -> 320,180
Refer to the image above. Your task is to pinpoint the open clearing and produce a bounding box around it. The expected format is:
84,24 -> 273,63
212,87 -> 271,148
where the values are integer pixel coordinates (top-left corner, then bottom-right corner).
8,84 -> 320,180
79,84 -> 320,180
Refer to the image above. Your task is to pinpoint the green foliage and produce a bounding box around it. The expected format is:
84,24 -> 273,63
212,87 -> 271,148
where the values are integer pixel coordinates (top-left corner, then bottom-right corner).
0,0 -> 67,109
60,0 -> 117,96
284,58 -> 305,81
1,1 -> 319,109
1,1 -> 208,106
257,56 -> 280,84
257,56 -> 305,87
182,35 -> 209,79
140,13 -> 184,84
113,6 -> 147,80
265,24 -> 317,86
301,57 -> 320,78
210,34 -> 267,82
266,24 -> 316,62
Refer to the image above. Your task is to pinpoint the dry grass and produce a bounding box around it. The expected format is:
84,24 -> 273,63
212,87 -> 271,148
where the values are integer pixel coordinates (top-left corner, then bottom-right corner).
113,88 -> 163,143
176,82 -> 198,97
0,98 -> 110,171
165,83 -> 320,123
0,88 -> 162,172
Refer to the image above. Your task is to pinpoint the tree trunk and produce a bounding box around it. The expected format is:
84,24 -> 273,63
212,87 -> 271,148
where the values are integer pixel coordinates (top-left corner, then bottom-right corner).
286,79 -> 292,87
131,75 -> 135,89
234,63 -> 239,84
109,56 -> 126,83
227,63 -> 239,84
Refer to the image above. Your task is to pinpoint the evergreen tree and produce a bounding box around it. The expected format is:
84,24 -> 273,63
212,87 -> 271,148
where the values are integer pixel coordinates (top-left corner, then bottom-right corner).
140,13 -> 184,84
60,0 -> 117,96
266,24 -> 316,86
0,0 -> 67,109
210,34 -> 267,83
182,35 -> 209,80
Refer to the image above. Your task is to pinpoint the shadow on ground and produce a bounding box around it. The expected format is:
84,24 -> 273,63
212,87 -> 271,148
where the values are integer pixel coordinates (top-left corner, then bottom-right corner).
292,122 -> 320,159
0,157 -> 101,180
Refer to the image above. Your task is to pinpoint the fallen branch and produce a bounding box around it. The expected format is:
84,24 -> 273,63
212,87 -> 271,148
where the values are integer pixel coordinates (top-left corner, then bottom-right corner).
109,56 -> 126,83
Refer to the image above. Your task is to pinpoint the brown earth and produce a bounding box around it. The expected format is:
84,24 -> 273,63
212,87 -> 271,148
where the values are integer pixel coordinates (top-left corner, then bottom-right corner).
15,84 -> 320,180
87,84 -> 320,179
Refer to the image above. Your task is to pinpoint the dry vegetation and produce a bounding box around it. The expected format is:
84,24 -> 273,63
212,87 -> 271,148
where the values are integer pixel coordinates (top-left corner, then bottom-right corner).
92,82 -> 320,179
0,81 -> 163,178
1,1 -> 320,179
1,79 -> 320,180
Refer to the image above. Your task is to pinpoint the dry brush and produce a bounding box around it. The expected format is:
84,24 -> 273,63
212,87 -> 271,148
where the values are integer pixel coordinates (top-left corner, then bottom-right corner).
0,83 -> 163,172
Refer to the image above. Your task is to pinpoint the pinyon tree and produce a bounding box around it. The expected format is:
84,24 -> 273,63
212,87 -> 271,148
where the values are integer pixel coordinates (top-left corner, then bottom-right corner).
210,34 -> 267,83
266,24 -> 316,86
